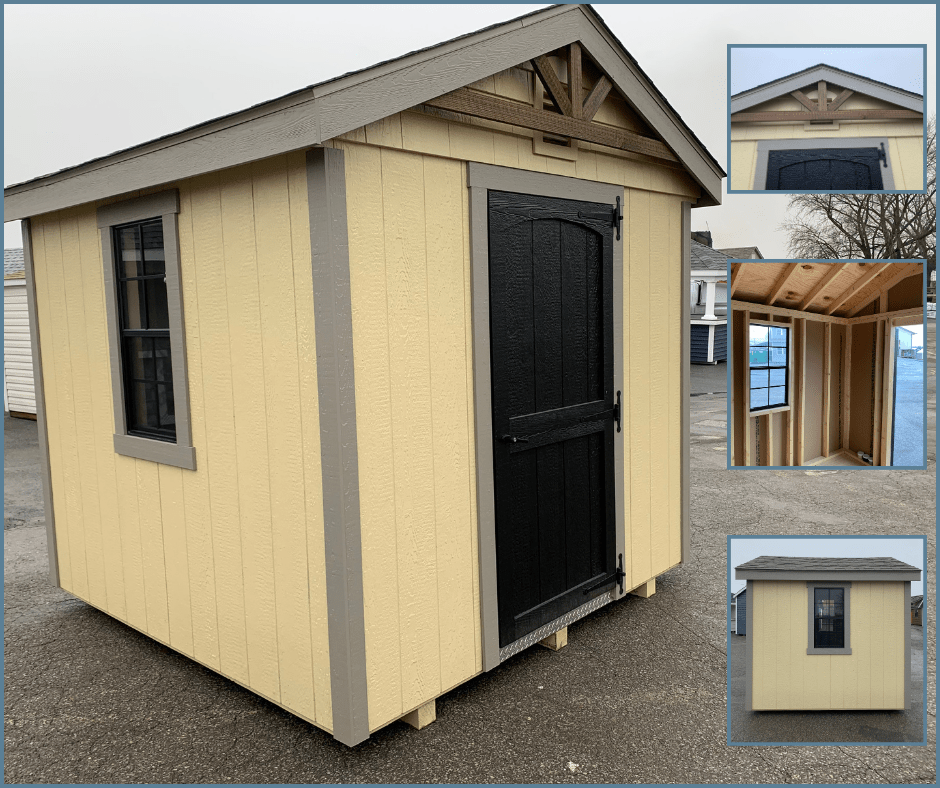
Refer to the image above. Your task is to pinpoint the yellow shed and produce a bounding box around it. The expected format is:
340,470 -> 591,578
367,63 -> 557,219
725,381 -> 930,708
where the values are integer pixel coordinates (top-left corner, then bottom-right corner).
735,556 -> 920,711
729,64 -> 924,191
3,4 -> 724,746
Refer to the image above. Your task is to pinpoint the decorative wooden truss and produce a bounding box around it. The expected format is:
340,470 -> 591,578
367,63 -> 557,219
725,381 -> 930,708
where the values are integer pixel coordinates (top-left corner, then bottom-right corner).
425,42 -> 678,163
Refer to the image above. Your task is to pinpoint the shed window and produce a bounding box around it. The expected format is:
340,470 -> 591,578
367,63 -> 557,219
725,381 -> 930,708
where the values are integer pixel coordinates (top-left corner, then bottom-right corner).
749,324 -> 789,411
114,219 -> 176,441
813,587 -> 845,648
97,190 -> 196,471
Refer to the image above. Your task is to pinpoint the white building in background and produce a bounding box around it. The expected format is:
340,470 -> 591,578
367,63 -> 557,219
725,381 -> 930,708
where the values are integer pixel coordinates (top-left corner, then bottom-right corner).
4,248 -> 37,417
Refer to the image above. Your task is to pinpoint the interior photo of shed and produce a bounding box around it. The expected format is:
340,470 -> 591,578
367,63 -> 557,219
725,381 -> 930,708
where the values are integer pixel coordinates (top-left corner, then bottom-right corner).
3,4 -> 725,747
729,59 -> 925,192
735,554 -> 921,714
728,260 -> 925,467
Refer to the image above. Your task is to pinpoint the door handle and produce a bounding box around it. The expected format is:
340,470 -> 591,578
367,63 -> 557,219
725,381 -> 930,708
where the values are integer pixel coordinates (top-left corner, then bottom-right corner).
499,434 -> 530,444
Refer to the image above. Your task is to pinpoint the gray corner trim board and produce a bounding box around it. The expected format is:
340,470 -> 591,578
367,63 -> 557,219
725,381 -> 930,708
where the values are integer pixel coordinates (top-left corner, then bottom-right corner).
306,147 -> 370,747
22,218 -> 60,587
680,202 -> 691,563
806,581 -> 852,655
753,138 -> 896,191
730,65 -> 924,114
904,581 -> 912,709
97,189 -> 196,471
467,162 -> 625,671
744,579 -> 753,712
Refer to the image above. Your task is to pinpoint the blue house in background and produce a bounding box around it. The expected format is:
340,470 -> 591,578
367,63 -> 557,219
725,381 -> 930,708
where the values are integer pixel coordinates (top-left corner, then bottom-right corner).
731,586 -> 747,635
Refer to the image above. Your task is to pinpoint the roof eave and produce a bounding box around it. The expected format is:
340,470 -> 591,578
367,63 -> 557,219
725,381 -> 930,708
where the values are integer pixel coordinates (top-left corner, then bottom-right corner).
736,569 -> 921,582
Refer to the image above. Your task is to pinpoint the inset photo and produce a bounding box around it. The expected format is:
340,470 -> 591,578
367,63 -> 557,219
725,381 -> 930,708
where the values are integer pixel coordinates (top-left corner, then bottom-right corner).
728,536 -> 926,745
728,260 -> 927,468
729,46 -> 926,192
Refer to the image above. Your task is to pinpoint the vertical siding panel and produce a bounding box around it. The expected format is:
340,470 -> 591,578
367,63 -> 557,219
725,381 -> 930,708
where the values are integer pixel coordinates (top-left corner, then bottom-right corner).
218,166 -> 280,703
159,464 -> 193,654
447,123 -> 495,164
382,148 -> 441,713
870,583 -> 885,708
287,150 -> 332,727
31,220 -> 73,591
887,583 -> 904,707
647,194 -> 669,575
60,213 -> 108,609
43,218 -> 90,599
77,210 -> 127,621
136,458 -> 170,643
342,141 -> 402,729
189,173 -> 250,685
628,190 -> 651,584
424,156 -> 476,691
492,130 -> 520,168
854,582 -> 871,708
177,184 -> 221,669
461,163 -> 483,671
252,156 -> 315,718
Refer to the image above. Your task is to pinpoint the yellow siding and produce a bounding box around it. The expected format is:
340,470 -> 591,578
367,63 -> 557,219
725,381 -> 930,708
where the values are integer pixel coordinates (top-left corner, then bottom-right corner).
751,580 -> 906,710
339,101 -> 688,726
31,154 -> 332,733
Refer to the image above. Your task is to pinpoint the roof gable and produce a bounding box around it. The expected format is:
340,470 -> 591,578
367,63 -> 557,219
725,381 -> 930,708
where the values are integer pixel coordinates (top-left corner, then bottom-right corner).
5,4 -> 723,222
730,63 -> 923,115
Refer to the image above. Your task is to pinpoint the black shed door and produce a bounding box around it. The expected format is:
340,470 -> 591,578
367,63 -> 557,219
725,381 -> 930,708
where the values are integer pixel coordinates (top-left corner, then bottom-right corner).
766,147 -> 884,190
488,190 -> 618,648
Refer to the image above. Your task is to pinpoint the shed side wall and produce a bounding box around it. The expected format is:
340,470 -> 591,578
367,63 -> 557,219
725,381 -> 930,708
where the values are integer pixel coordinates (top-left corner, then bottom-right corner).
28,152 -> 334,733
751,579 -> 906,710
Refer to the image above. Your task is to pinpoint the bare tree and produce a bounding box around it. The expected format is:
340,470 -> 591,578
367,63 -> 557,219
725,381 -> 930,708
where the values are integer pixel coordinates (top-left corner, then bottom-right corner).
781,117 -> 936,273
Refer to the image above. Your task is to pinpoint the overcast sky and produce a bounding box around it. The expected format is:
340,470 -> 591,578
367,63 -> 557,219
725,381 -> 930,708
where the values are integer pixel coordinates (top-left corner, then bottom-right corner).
4,3 -> 937,256
729,536 -> 925,595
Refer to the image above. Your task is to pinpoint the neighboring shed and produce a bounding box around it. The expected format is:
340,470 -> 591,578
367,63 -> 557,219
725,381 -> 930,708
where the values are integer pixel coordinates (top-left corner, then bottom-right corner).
911,594 -> 923,626
730,64 -> 924,191
690,240 -> 729,364
729,260 -> 924,466
736,556 -> 920,711
2,4 -> 724,746
731,586 -> 746,635
4,248 -> 37,417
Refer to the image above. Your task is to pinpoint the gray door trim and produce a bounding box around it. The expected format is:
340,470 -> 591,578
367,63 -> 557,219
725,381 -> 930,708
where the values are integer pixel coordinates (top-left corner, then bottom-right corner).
467,162 -> 625,671
753,137 -> 896,191
805,581 -> 852,655
306,147 -> 370,746
22,218 -> 60,587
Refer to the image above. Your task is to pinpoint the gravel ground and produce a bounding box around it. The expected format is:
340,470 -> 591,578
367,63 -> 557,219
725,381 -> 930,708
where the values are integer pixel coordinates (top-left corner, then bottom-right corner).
3,325 -> 935,784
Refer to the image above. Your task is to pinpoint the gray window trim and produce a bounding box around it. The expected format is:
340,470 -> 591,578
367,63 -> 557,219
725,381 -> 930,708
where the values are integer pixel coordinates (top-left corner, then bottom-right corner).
806,580 -> 852,655
467,162 -> 625,672
97,189 -> 195,471
753,138 -> 896,191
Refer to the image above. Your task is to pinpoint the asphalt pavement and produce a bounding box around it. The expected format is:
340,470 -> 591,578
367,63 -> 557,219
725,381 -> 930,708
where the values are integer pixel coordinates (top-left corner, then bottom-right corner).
3,325 -> 935,783
893,357 -> 926,467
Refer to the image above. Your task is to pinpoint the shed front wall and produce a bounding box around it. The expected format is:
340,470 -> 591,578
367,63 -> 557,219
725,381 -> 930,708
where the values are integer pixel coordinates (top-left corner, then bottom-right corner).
751,579 -> 906,710
334,93 -> 691,730
730,90 -> 923,190
27,152 -> 335,733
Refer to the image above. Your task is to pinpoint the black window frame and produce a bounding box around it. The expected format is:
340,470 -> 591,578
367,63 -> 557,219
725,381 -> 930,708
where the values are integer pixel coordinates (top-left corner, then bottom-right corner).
812,587 -> 845,648
806,581 -> 852,655
748,323 -> 790,413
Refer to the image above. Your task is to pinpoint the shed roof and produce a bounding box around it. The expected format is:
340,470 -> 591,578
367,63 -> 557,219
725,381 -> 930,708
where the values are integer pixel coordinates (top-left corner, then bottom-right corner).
730,63 -> 924,114
3,4 -> 724,222
736,555 -> 921,582
4,248 -> 25,280
718,246 -> 763,260
911,594 -> 923,610
690,241 -> 730,272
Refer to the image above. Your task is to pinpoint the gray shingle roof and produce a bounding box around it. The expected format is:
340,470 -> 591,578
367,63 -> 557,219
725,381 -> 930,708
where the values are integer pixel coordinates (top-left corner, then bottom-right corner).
911,595 -> 923,609
718,246 -> 763,260
4,248 -> 25,280
736,556 -> 920,573
690,241 -> 730,271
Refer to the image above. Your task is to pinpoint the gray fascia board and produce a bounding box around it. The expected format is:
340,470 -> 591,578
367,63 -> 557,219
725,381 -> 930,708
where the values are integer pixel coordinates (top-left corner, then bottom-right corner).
736,569 -> 920,582
5,5 -> 724,219
22,218 -> 60,588
730,65 -> 924,114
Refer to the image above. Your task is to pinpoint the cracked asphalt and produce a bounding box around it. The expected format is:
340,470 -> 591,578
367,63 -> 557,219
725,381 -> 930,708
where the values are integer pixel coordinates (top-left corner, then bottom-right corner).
4,324 -> 935,783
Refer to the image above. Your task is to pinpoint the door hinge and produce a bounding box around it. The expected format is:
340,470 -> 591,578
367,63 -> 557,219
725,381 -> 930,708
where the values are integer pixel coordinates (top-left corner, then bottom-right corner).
613,391 -> 621,433
576,197 -> 623,240
582,554 -> 626,596
878,142 -> 887,168
613,196 -> 623,240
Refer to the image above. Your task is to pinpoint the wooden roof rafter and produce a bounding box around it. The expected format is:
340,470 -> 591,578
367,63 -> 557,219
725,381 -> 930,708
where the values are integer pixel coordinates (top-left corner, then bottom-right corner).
846,262 -> 923,316
824,262 -> 891,314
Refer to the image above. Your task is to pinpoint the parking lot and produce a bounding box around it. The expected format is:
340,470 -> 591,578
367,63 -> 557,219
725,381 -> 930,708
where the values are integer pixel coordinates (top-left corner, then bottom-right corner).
4,325 -> 935,783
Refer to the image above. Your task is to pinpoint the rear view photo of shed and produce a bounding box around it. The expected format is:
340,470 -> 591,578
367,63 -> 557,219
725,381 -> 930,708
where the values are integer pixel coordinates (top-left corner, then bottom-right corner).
3,4 -> 724,747
729,59 -> 925,192
735,555 -> 921,713
728,260 -> 925,467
